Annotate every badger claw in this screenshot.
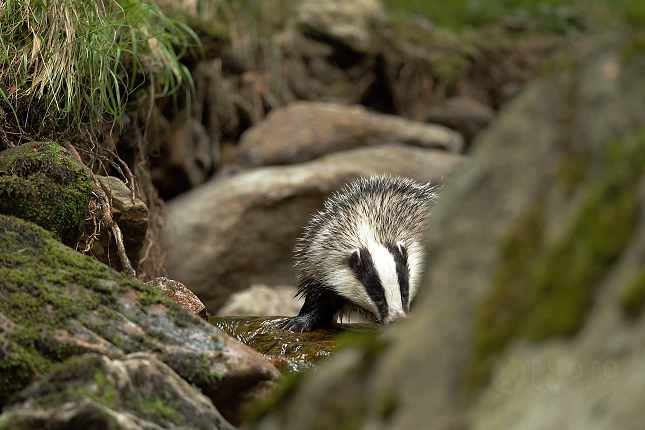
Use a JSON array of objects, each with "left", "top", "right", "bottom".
[{"left": 279, "top": 315, "right": 318, "bottom": 333}]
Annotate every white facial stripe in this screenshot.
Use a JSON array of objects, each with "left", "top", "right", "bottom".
[
  {"left": 367, "top": 243, "right": 405, "bottom": 319},
  {"left": 325, "top": 268, "right": 379, "bottom": 316}
]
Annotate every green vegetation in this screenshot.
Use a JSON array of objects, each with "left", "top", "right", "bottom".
[
  {"left": 384, "top": 0, "right": 645, "bottom": 31},
  {"left": 467, "top": 127, "right": 645, "bottom": 393},
  {"left": 0, "top": 0, "right": 197, "bottom": 139},
  {"left": 620, "top": 271, "right": 645, "bottom": 319}
]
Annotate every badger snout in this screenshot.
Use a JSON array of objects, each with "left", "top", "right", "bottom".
[{"left": 383, "top": 308, "right": 407, "bottom": 325}]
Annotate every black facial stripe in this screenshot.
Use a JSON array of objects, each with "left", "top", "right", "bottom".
[
  {"left": 347, "top": 248, "right": 388, "bottom": 322},
  {"left": 387, "top": 242, "right": 410, "bottom": 312}
]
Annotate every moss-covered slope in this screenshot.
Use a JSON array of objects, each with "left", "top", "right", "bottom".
[{"left": 0, "top": 214, "right": 275, "bottom": 411}]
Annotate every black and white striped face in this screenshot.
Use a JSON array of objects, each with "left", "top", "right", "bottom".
[{"left": 345, "top": 241, "right": 413, "bottom": 324}]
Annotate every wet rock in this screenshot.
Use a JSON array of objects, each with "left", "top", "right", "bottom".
[
  {"left": 237, "top": 102, "right": 464, "bottom": 168},
  {"left": 151, "top": 115, "right": 215, "bottom": 198},
  {"left": 148, "top": 277, "right": 209, "bottom": 320},
  {"left": 426, "top": 96, "right": 495, "bottom": 146},
  {"left": 295, "top": 0, "right": 388, "bottom": 53},
  {"left": 249, "top": 33, "right": 645, "bottom": 430},
  {"left": 0, "top": 141, "right": 92, "bottom": 246},
  {"left": 209, "top": 316, "right": 376, "bottom": 373},
  {"left": 166, "top": 143, "right": 464, "bottom": 312},
  {"left": 217, "top": 284, "right": 303, "bottom": 317},
  {"left": 80, "top": 175, "right": 149, "bottom": 273},
  {"left": 0, "top": 214, "right": 279, "bottom": 421},
  {"left": 0, "top": 352, "right": 235, "bottom": 430}
]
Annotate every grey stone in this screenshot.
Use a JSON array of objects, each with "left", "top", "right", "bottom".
[
  {"left": 237, "top": 102, "right": 464, "bottom": 168},
  {"left": 217, "top": 284, "right": 303, "bottom": 317},
  {"left": 425, "top": 96, "right": 495, "bottom": 145},
  {"left": 295, "top": 0, "right": 388, "bottom": 53},
  {"left": 0, "top": 352, "right": 236, "bottom": 430}
]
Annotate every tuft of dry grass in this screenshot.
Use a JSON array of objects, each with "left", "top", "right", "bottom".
[{"left": 0, "top": 0, "right": 197, "bottom": 137}]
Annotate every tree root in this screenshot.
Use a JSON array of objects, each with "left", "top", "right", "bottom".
[{"left": 63, "top": 141, "right": 136, "bottom": 278}]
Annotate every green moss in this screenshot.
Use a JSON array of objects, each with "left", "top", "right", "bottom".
[
  {"left": 555, "top": 150, "right": 592, "bottom": 188},
  {"left": 384, "top": 0, "right": 642, "bottom": 31},
  {"left": 8, "top": 353, "right": 185, "bottom": 427},
  {"left": 94, "top": 370, "right": 107, "bottom": 387},
  {"left": 0, "top": 142, "right": 92, "bottom": 242},
  {"left": 622, "top": 31, "right": 645, "bottom": 60},
  {"left": 125, "top": 393, "right": 184, "bottom": 426},
  {"left": 157, "top": 351, "right": 223, "bottom": 388},
  {"left": 620, "top": 270, "right": 645, "bottom": 318},
  {"left": 334, "top": 330, "right": 389, "bottom": 367},
  {"left": 467, "top": 128, "right": 645, "bottom": 394},
  {"left": 378, "top": 393, "right": 398, "bottom": 420},
  {"left": 0, "top": 215, "right": 147, "bottom": 405}
]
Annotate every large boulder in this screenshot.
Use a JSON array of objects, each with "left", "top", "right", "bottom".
[
  {"left": 0, "top": 352, "right": 235, "bottom": 430},
  {"left": 166, "top": 143, "right": 464, "bottom": 312},
  {"left": 236, "top": 102, "right": 464, "bottom": 168},
  {"left": 250, "top": 34, "right": 645, "bottom": 429},
  {"left": 0, "top": 215, "right": 278, "bottom": 422}
]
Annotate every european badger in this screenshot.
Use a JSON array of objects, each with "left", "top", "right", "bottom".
[{"left": 281, "top": 175, "right": 439, "bottom": 332}]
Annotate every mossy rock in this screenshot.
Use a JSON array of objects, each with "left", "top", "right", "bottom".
[
  {"left": 0, "top": 215, "right": 238, "bottom": 409},
  {"left": 0, "top": 353, "right": 235, "bottom": 430},
  {"left": 0, "top": 142, "right": 92, "bottom": 246}
]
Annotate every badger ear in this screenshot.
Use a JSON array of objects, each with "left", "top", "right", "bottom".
[
  {"left": 348, "top": 248, "right": 362, "bottom": 270},
  {"left": 396, "top": 241, "right": 408, "bottom": 259}
]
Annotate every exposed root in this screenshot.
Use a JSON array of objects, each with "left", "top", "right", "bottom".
[{"left": 63, "top": 141, "right": 137, "bottom": 278}]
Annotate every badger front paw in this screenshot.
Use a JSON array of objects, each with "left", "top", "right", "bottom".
[{"left": 279, "top": 314, "right": 318, "bottom": 333}]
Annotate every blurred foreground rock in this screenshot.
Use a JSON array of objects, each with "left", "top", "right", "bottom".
[
  {"left": 0, "top": 215, "right": 279, "bottom": 425},
  {"left": 166, "top": 143, "right": 464, "bottom": 312},
  {"left": 250, "top": 34, "right": 645, "bottom": 430},
  {"left": 0, "top": 353, "right": 235, "bottom": 430},
  {"left": 237, "top": 101, "right": 464, "bottom": 168}
]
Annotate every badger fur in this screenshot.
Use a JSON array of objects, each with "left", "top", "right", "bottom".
[{"left": 281, "top": 175, "right": 440, "bottom": 332}]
